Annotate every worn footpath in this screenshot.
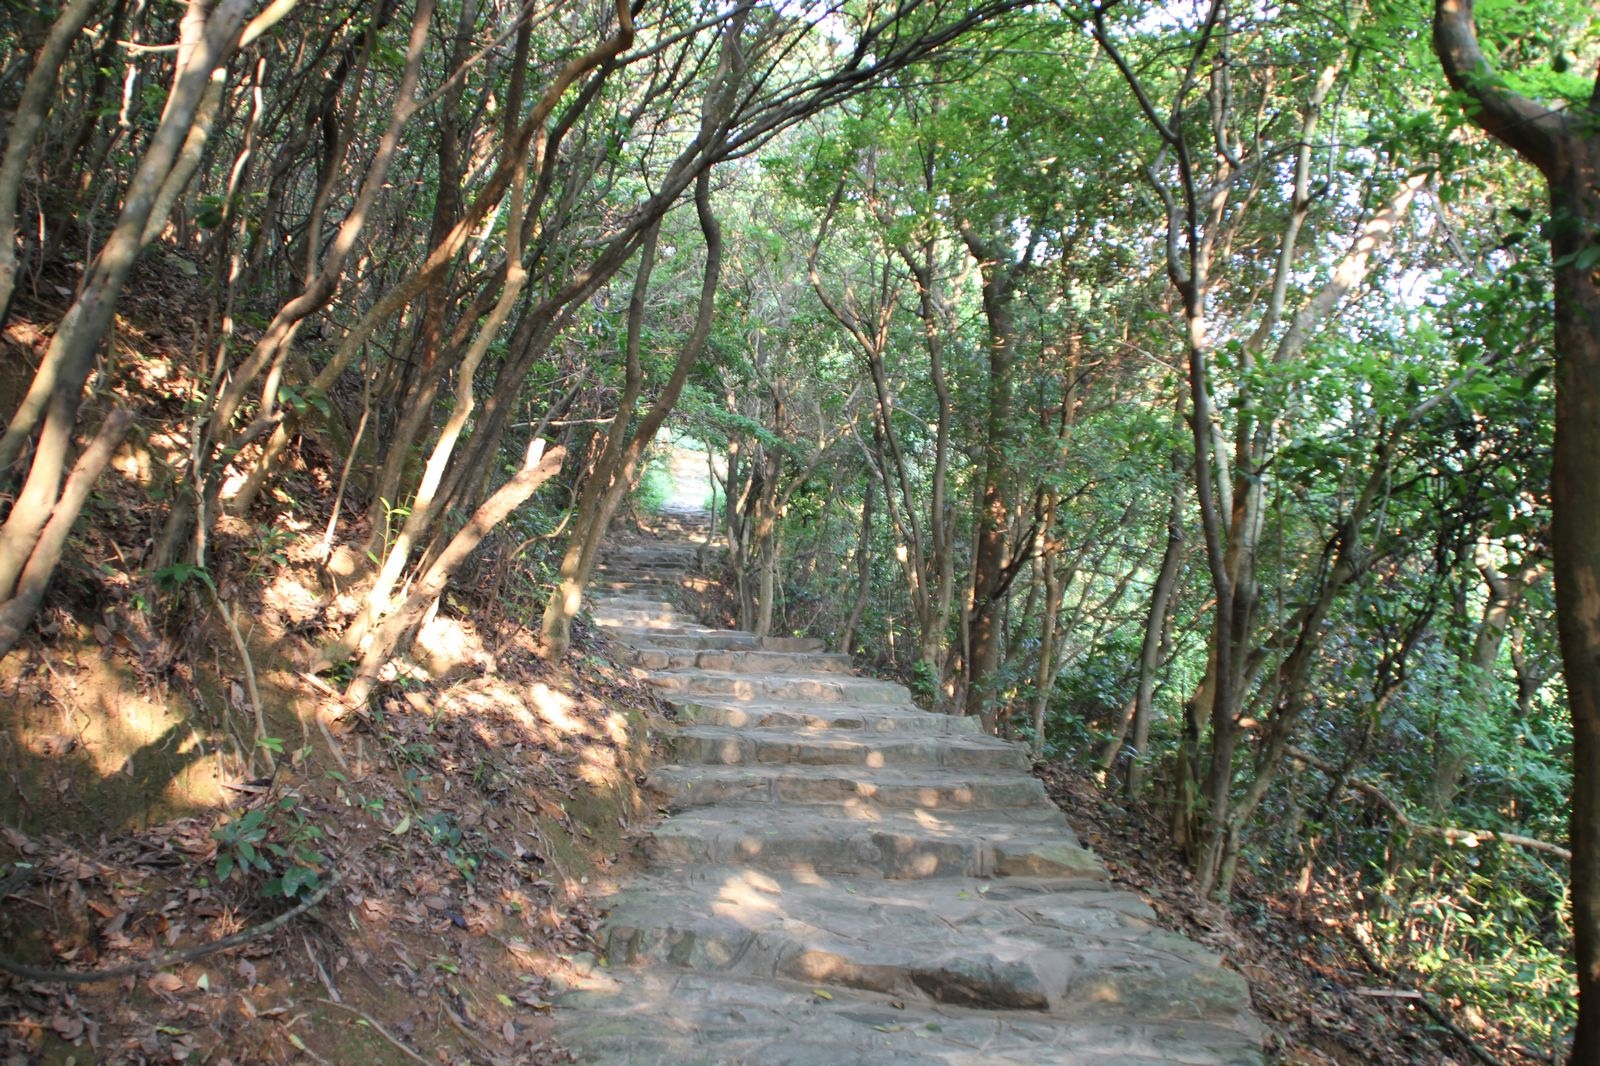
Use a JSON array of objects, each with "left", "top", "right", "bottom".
[{"left": 554, "top": 509, "right": 1265, "bottom": 1065}]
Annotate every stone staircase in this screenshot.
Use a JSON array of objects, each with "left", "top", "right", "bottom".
[{"left": 555, "top": 515, "right": 1265, "bottom": 1065}]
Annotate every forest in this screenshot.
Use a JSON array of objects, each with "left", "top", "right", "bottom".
[{"left": 0, "top": 0, "right": 1595, "bottom": 1061}]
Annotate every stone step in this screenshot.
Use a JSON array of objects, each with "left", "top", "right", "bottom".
[
  {"left": 596, "top": 566, "right": 690, "bottom": 580},
  {"left": 649, "top": 671, "right": 909, "bottom": 705},
  {"left": 650, "top": 764, "right": 1052, "bottom": 812},
  {"left": 607, "top": 628, "right": 761, "bottom": 651},
  {"left": 593, "top": 592, "right": 684, "bottom": 608},
  {"left": 593, "top": 580, "right": 683, "bottom": 596},
  {"left": 600, "top": 869, "right": 1252, "bottom": 1025},
  {"left": 671, "top": 699, "right": 982, "bottom": 736},
  {"left": 754, "top": 636, "right": 828, "bottom": 653},
  {"left": 666, "top": 725, "right": 1028, "bottom": 771},
  {"left": 562, "top": 518, "right": 1268, "bottom": 1064},
  {"left": 558, "top": 970, "right": 1264, "bottom": 1065},
  {"left": 606, "top": 630, "right": 829, "bottom": 654},
  {"left": 593, "top": 605, "right": 690, "bottom": 627},
  {"left": 643, "top": 803, "right": 1105, "bottom": 881},
  {"left": 621, "top": 647, "right": 854, "bottom": 674},
  {"left": 601, "top": 553, "right": 698, "bottom": 570}
]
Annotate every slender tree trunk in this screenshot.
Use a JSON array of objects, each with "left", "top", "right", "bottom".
[
  {"left": 0, "top": 408, "right": 135, "bottom": 657},
  {"left": 1101, "top": 438, "right": 1186, "bottom": 788},
  {"left": 0, "top": 0, "right": 251, "bottom": 600},
  {"left": 840, "top": 479, "right": 874, "bottom": 655},
  {"left": 542, "top": 171, "right": 723, "bottom": 660},
  {"left": 345, "top": 443, "right": 566, "bottom": 704},
  {"left": 0, "top": 0, "right": 97, "bottom": 324},
  {"left": 1029, "top": 541, "right": 1061, "bottom": 752}
]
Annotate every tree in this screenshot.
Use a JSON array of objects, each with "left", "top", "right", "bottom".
[{"left": 1434, "top": 0, "right": 1600, "bottom": 1057}]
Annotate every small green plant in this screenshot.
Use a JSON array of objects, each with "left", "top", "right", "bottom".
[
  {"left": 244, "top": 523, "right": 293, "bottom": 579},
  {"left": 212, "top": 794, "right": 328, "bottom": 901},
  {"left": 323, "top": 659, "right": 357, "bottom": 684},
  {"left": 153, "top": 561, "right": 215, "bottom": 595},
  {"left": 419, "top": 811, "right": 479, "bottom": 881}
]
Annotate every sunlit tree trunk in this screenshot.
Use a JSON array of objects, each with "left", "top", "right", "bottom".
[{"left": 0, "top": 0, "right": 252, "bottom": 620}]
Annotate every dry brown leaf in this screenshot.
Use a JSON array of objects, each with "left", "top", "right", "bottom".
[
  {"left": 49, "top": 1015, "right": 85, "bottom": 1041},
  {"left": 147, "top": 972, "right": 185, "bottom": 996}
]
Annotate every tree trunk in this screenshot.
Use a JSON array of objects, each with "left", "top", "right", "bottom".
[
  {"left": 0, "top": 0, "right": 251, "bottom": 600},
  {"left": 1550, "top": 152, "right": 1600, "bottom": 1064},
  {"left": 345, "top": 443, "right": 566, "bottom": 704},
  {"left": 0, "top": 0, "right": 97, "bottom": 323},
  {"left": 1100, "top": 439, "right": 1186, "bottom": 790},
  {"left": 0, "top": 408, "right": 135, "bottom": 657},
  {"left": 840, "top": 479, "right": 875, "bottom": 655},
  {"left": 1433, "top": 2, "right": 1600, "bottom": 1054},
  {"left": 958, "top": 225, "right": 1020, "bottom": 727},
  {"left": 542, "top": 171, "right": 722, "bottom": 660}
]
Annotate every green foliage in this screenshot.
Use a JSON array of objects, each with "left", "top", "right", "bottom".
[
  {"left": 1375, "top": 850, "right": 1573, "bottom": 1048},
  {"left": 633, "top": 458, "right": 673, "bottom": 515},
  {"left": 211, "top": 792, "right": 328, "bottom": 902}
]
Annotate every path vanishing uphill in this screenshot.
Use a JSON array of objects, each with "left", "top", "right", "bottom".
[{"left": 555, "top": 511, "right": 1265, "bottom": 1065}]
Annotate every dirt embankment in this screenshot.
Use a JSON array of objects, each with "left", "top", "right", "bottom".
[{"left": 0, "top": 270, "right": 670, "bottom": 1065}]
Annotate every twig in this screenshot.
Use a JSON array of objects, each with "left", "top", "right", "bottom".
[
  {"left": 211, "top": 586, "right": 272, "bottom": 775},
  {"left": 285, "top": 1027, "right": 333, "bottom": 1066},
  {"left": 315, "top": 998, "right": 428, "bottom": 1064},
  {"left": 303, "top": 934, "right": 340, "bottom": 1002},
  {"left": 0, "top": 871, "right": 340, "bottom": 984},
  {"left": 442, "top": 1002, "right": 498, "bottom": 1059},
  {"left": 1345, "top": 926, "right": 1505, "bottom": 1066},
  {"left": 1286, "top": 746, "right": 1569, "bottom": 861},
  {"left": 314, "top": 708, "right": 351, "bottom": 776}
]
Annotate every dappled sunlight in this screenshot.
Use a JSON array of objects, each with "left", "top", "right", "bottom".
[
  {"left": 529, "top": 680, "right": 584, "bottom": 735},
  {"left": 413, "top": 611, "right": 492, "bottom": 678},
  {"left": 431, "top": 676, "right": 638, "bottom": 790},
  {"left": 261, "top": 570, "right": 323, "bottom": 630},
  {"left": 837, "top": 798, "right": 885, "bottom": 823},
  {"left": 2, "top": 655, "right": 228, "bottom": 834},
  {"left": 710, "top": 868, "right": 786, "bottom": 919}
]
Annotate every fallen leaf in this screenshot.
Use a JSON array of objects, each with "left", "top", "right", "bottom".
[
  {"left": 50, "top": 1015, "right": 85, "bottom": 1041},
  {"left": 148, "top": 972, "right": 185, "bottom": 996}
]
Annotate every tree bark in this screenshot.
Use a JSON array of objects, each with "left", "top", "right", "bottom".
[
  {"left": 0, "top": 0, "right": 252, "bottom": 600},
  {"left": 0, "top": 408, "right": 136, "bottom": 658},
  {"left": 840, "top": 478, "right": 875, "bottom": 655},
  {"left": 542, "top": 169, "right": 723, "bottom": 660},
  {"left": 0, "top": 0, "right": 97, "bottom": 323},
  {"left": 958, "top": 223, "right": 1021, "bottom": 727},
  {"left": 1434, "top": 2, "right": 1600, "bottom": 1057},
  {"left": 345, "top": 443, "right": 566, "bottom": 705}
]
